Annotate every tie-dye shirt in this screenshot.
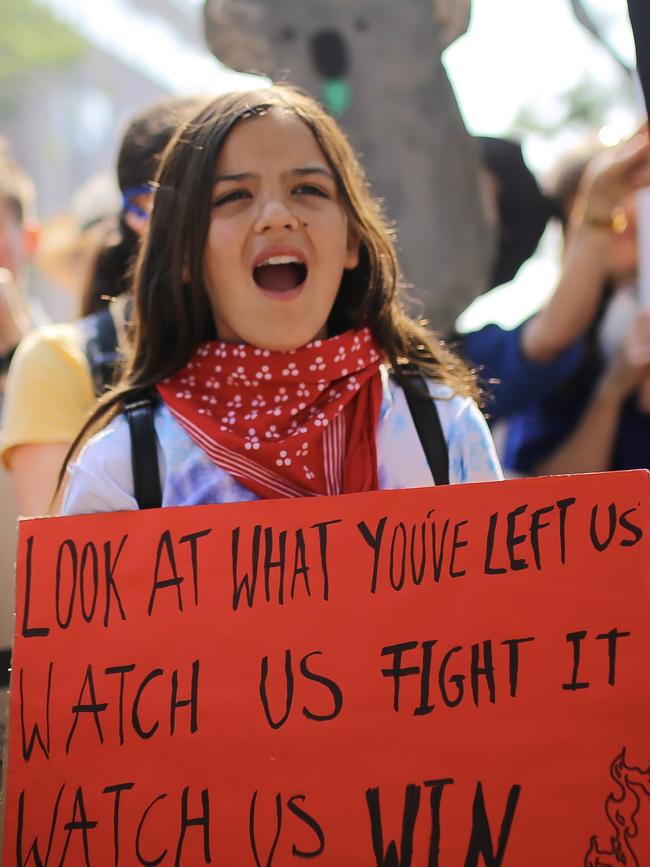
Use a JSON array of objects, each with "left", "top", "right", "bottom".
[{"left": 61, "top": 368, "right": 503, "bottom": 515}]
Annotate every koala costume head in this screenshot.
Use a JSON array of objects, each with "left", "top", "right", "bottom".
[{"left": 204, "top": 0, "right": 494, "bottom": 333}]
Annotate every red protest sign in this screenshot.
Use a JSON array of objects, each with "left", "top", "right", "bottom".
[{"left": 2, "top": 471, "right": 649, "bottom": 866}]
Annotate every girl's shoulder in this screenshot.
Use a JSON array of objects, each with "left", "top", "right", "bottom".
[
  {"left": 61, "top": 401, "right": 252, "bottom": 514},
  {"left": 382, "top": 365, "right": 474, "bottom": 418},
  {"left": 62, "top": 402, "right": 179, "bottom": 514},
  {"left": 380, "top": 366, "right": 503, "bottom": 484},
  {"left": 62, "top": 411, "right": 137, "bottom": 514}
]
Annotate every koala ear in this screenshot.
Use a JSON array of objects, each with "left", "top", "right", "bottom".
[
  {"left": 432, "top": 0, "right": 472, "bottom": 51},
  {"left": 203, "top": 0, "right": 275, "bottom": 76}
]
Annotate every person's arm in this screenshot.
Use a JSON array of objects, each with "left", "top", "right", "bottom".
[
  {"left": 1, "top": 324, "right": 96, "bottom": 515},
  {"left": 462, "top": 321, "right": 584, "bottom": 421},
  {"left": 521, "top": 134, "right": 650, "bottom": 363},
  {"left": 535, "top": 312, "right": 650, "bottom": 475},
  {"left": 534, "top": 377, "right": 628, "bottom": 475},
  {"left": 9, "top": 443, "right": 69, "bottom": 516}
]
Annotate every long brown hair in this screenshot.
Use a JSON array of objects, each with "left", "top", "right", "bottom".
[{"left": 63, "top": 84, "right": 477, "bottom": 474}]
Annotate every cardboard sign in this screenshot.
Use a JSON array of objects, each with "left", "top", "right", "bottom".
[{"left": 2, "top": 471, "right": 649, "bottom": 866}]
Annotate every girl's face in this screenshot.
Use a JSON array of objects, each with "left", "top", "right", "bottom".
[{"left": 203, "top": 109, "right": 360, "bottom": 351}]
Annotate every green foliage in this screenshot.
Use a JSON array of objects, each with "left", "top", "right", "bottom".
[
  {"left": 0, "top": 0, "right": 86, "bottom": 85},
  {"left": 513, "top": 74, "right": 634, "bottom": 138},
  {"left": 512, "top": 0, "right": 635, "bottom": 138}
]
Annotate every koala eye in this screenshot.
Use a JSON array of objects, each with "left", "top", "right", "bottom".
[
  {"left": 279, "top": 25, "right": 297, "bottom": 41},
  {"left": 354, "top": 18, "right": 369, "bottom": 32}
]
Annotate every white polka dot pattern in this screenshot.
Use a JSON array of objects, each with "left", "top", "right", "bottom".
[{"left": 157, "top": 328, "right": 383, "bottom": 499}]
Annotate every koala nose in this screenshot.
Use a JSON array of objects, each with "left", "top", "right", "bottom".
[
  {"left": 310, "top": 30, "right": 352, "bottom": 116},
  {"left": 310, "top": 29, "right": 349, "bottom": 79}
]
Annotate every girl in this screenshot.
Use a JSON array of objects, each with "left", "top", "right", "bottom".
[{"left": 60, "top": 85, "right": 502, "bottom": 515}]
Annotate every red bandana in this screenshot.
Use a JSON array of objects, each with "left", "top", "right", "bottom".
[{"left": 157, "top": 328, "right": 384, "bottom": 499}]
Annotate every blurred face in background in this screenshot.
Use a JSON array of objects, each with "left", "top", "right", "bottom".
[{"left": 0, "top": 196, "right": 30, "bottom": 284}]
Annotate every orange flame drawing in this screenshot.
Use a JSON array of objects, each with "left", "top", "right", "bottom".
[{"left": 585, "top": 748, "right": 650, "bottom": 867}]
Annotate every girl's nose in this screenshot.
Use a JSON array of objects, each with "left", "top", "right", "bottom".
[{"left": 253, "top": 197, "right": 300, "bottom": 233}]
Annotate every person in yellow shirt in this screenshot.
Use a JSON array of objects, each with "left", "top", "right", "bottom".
[{"left": 1, "top": 96, "right": 203, "bottom": 516}]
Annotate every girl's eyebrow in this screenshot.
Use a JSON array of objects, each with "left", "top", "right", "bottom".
[
  {"left": 213, "top": 165, "right": 334, "bottom": 185},
  {"left": 290, "top": 166, "right": 334, "bottom": 179},
  {"left": 213, "top": 171, "right": 256, "bottom": 185}
]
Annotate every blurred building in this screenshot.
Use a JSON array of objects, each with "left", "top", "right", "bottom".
[
  {"left": 0, "top": 13, "right": 176, "bottom": 224},
  {"left": 2, "top": 46, "right": 168, "bottom": 222}
]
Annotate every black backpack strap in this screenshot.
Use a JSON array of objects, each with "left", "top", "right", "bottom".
[
  {"left": 86, "top": 306, "right": 120, "bottom": 395},
  {"left": 398, "top": 370, "right": 449, "bottom": 486},
  {"left": 124, "top": 392, "right": 163, "bottom": 509}
]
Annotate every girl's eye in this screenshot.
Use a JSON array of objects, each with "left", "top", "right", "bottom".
[
  {"left": 294, "top": 184, "right": 328, "bottom": 198},
  {"left": 213, "top": 189, "right": 250, "bottom": 207}
]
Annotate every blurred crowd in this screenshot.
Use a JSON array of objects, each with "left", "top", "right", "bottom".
[{"left": 0, "top": 1, "right": 649, "bottom": 732}]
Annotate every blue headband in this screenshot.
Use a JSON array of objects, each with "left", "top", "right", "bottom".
[{"left": 122, "top": 183, "right": 155, "bottom": 220}]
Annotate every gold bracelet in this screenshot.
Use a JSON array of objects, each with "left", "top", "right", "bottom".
[{"left": 579, "top": 204, "right": 628, "bottom": 234}]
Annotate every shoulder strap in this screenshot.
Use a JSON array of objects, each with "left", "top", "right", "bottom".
[
  {"left": 400, "top": 371, "right": 450, "bottom": 486},
  {"left": 123, "top": 374, "right": 449, "bottom": 504},
  {"left": 124, "top": 392, "right": 163, "bottom": 509},
  {"left": 86, "top": 306, "right": 120, "bottom": 396}
]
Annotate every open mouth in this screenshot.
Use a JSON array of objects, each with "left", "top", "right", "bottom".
[{"left": 253, "top": 256, "right": 308, "bottom": 292}]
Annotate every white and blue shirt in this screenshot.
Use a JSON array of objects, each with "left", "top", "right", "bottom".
[{"left": 62, "top": 368, "right": 503, "bottom": 515}]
